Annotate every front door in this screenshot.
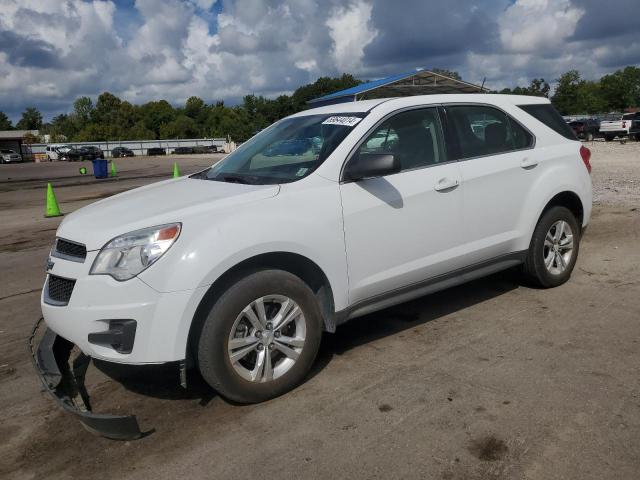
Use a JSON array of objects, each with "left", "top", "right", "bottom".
[{"left": 339, "top": 107, "right": 465, "bottom": 305}]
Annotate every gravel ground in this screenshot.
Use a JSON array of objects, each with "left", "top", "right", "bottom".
[{"left": 588, "top": 140, "right": 640, "bottom": 206}]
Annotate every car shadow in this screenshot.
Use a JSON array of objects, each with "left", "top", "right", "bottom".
[
  {"left": 93, "top": 360, "right": 216, "bottom": 406},
  {"left": 93, "top": 268, "right": 521, "bottom": 406},
  {"left": 308, "top": 268, "right": 521, "bottom": 379}
]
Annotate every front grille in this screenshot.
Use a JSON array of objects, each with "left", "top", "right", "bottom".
[
  {"left": 54, "top": 238, "right": 87, "bottom": 261},
  {"left": 46, "top": 275, "right": 76, "bottom": 305}
]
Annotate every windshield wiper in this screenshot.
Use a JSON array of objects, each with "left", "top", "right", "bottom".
[{"left": 218, "top": 174, "right": 255, "bottom": 184}]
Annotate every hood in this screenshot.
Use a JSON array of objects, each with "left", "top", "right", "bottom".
[{"left": 58, "top": 177, "right": 280, "bottom": 250}]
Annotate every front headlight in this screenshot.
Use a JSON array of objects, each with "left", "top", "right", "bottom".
[{"left": 90, "top": 223, "right": 181, "bottom": 281}]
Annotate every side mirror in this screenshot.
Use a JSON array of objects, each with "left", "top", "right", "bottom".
[{"left": 344, "top": 153, "right": 400, "bottom": 181}]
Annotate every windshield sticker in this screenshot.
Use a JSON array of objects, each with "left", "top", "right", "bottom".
[
  {"left": 296, "top": 167, "right": 309, "bottom": 177},
  {"left": 322, "top": 116, "right": 362, "bottom": 127}
]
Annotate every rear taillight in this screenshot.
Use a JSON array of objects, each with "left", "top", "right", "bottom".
[
  {"left": 580, "top": 145, "right": 592, "bottom": 174},
  {"left": 622, "top": 121, "right": 627, "bottom": 128}
]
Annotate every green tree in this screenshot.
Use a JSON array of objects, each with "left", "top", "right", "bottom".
[
  {"left": 599, "top": 66, "right": 640, "bottom": 111},
  {"left": 500, "top": 78, "right": 550, "bottom": 97},
  {"left": 574, "top": 81, "right": 607, "bottom": 114},
  {"left": 73, "top": 96, "right": 94, "bottom": 127},
  {"left": 159, "top": 115, "right": 199, "bottom": 139},
  {"left": 0, "top": 111, "right": 13, "bottom": 130},
  {"left": 291, "top": 74, "right": 362, "bottom": 109},
  {"left": 91, "top": 92, "right": 122, "bottom": 126},
  {"left": 139, "top": 100, "right": 176, "bottom": 138},
  {"left": 46, "top": 114, "right": 76, "bottom": 140},
  {"left": 551, "top": 70, "right": 583, "bottom": 115},
  {"left": 127, "top": 121, "right": 156, "bottom": 140},
  {"left": 184, "top": 96, "right": 205, "bottom": 119},
  {"left": 527, "top": 78, "right": 550, "bottom": 97},
  {"left": 16, "top": 107, "right": 43, "bottom": 130}
]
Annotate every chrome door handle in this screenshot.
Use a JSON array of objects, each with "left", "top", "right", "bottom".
[
  {"left": 521, "top": 157, "right": 538, "bottom": 169},
  {"left": 435, "top": 178, "right": 460, "bottom": 192}
]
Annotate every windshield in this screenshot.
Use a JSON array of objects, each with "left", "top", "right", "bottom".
[
  {"left": 622, "top": 113, "right": 635, "bottom": 120},
  {"left": 193, "top": 113, "right": 366, "bottom": 185}
]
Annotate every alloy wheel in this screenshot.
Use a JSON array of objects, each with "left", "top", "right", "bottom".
[
  {"left": 543, "top": 220, "right": 574, "bottom": 275},
  {"left": 227, "top": 295, "right": 306, "bottom": 383}
]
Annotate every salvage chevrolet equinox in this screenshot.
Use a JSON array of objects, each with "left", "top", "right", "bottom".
[{"left": 32, "top": 94, "right": 592, "bottom": 439}]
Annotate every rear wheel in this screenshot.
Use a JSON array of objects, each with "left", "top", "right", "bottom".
[
  {"left": 522, "top": 206, "right": 580, "bottom": 288},
  {"left": 197, "top": 269, "right": 323, "bottom": 403}
]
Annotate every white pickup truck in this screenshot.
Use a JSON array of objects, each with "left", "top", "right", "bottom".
[{"left": 599, "top": 112, "right": 640, "bottom": 141}]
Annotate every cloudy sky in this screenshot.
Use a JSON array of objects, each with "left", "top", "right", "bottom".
[{"left": 1, "top": 0, "right": 639, "bottom": 122}]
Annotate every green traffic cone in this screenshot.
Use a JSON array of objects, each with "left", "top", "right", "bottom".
[
  {"left": 110, "top": 160, "right": 117, "bottom": 177},
  {"left": 173, "top": 162, "right": 181, "bottom": 178},
  {"left": 45, "top": 183, "right": 62, "bottom": 218}
]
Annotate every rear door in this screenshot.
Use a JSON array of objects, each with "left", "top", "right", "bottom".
[
  {"left": 444, "top": 104, "right": 537, "bottom": 264},
  {"left": 339, "top": 107, "right": 465, "bottom": 304}
]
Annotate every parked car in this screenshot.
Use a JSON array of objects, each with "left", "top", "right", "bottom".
[
  {"left": 172, "top": 146, "right": 194, "bottom": 154},
  {"left": 147, "top": 147, "right": 166, "bottom": 156},
  {"left": 0, "top": 149, "right": 22, "bottom": 163},
  {"left": 599, "top": 112, "right": 640, "bottom": 141},
  {"left": 60, "top": 147, "right": 96, "bottom": 161},
  {"left": 45, "top": 144, "right": 72, "bottom": 161},
  {"left": 33, "top": 94, "right": 592, "bottom": 439},
  {"left": 84, "top": 146, "right": 104, "bottom": 159},
  {"left": 569, "top": 119, "right": 600, "bottom": 141},
  {"left": 192, "top": 145, "right": 219, "bottom": 154},
  {"left": 111, "top": 147, "right": 135, "bottom": 157}
]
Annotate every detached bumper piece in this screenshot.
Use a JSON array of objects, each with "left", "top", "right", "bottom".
[{"left": 29, "top": 318, "right": 143, "bottom": 440}]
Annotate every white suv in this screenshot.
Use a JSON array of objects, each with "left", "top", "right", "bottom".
[{"left": 33, "top": 94, "right": 592, "bottom": 439}]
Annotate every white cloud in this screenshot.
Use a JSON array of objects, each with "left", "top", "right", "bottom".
[
  {"left": 326, "top": 0, "right": 378, "bottom": 72},
  {"left": 499, "top": 0, "right": 584, "bottom": 53}
]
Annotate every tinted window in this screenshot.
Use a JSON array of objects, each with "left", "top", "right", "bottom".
[
  {"left": 518, "top": 104, "right": 576, "bottom": 140},
  {"left": 356, "top": 108, "right": 446, "bottom": 171},
  {"left": 446, "top": 105, "right": 533, "bottom": 159}
]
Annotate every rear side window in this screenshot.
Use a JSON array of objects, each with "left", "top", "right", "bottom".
[
  {"left": 518, "top": 104, "right": 576, "bottom": 140},
  {"left": 445, "top": 105, "right": 533, "bottom": 159}
]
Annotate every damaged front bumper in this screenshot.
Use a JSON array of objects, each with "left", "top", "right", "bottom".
[{"left": 29, "top": 318, "right": 143, "bottom": 440}]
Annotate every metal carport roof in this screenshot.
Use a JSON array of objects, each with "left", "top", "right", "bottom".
[{"left": 308, "top": 69, "right": 489, "bottom": 107}]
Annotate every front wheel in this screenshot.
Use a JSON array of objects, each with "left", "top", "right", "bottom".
[
  {"left": 197, "top": 269, "right": 323, "bottom": 403},
  {"left": 522, "top": 206, "right": 580, "bottom": 288}
]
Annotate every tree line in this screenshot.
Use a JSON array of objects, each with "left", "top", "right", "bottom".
[
  {"left": 498, "top": 66, "right": 640, "bottom": 115},
  {"left": 1, "top": 66, "right": 638, "bottom": 143},
  {"left": 0, "top": 74, "right": 362, "bottom": 143}
]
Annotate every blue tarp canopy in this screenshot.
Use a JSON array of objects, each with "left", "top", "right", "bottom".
[{"left": 309, "top": 69, "right": 489, "bottom": 107}]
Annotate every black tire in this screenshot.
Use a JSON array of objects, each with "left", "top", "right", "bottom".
[
  {"left": 522, "top": 206, "right": 580, "bottom": 288},
  {"left": 604, "top": 135, "right": 614, "bottom": 142},
  {"left": 197, "top": 269, "right": 323, "bottom": 403}
]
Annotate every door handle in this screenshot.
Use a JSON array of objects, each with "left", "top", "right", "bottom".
[
  {"left": 435, "top": 177, "right": 460, "bottom": 192},
  {"left": 520, "top": 157, "right": 538, "bottom": 169}
]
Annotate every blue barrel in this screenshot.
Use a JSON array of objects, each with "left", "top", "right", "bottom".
[{"left": 92, "top": 159, "right": 108, "bottom": 179}]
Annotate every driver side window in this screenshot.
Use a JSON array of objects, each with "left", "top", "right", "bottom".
[{"left": 356, "top": 108, "right": 446, "bottom": 171}]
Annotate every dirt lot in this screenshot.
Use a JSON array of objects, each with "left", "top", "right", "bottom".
[{"left": 0, "top": 144, "right": 639, "bottom": 480}]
